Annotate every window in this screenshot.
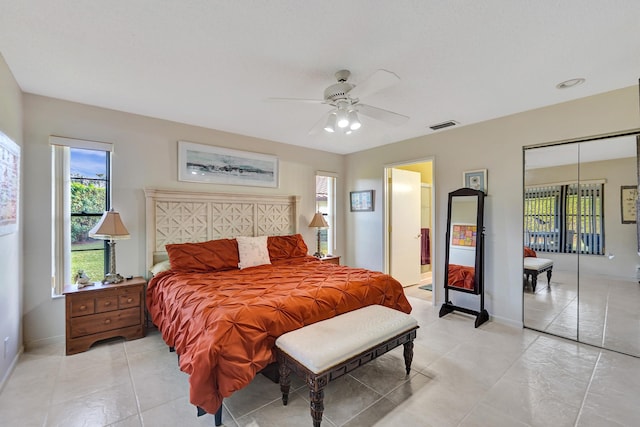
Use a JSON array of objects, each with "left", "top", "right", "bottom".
[
  {"left": 70, "top": 149, "right": 110, "bottom": 282},
  {"left": 52, "top": 137, "right": 112, "bottom": 295},
  {"left": 315, "top": 173, "right": 336, "bottom": 255},
  {"left": 524, "top": 182, "right": 604, "bottom": 255}
]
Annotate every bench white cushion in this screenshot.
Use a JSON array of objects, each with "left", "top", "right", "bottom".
[
  {"left": 524, "top": 257, "right": 553, "bottom": 271},
  {"left": 275, "top": 305, "right": 417, "bottom": 374}
]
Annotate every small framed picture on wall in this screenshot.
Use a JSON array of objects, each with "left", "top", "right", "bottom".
[
  {"left": 463, "top": 169, "right": 487, "bottom": 193},
  {"left": 620, "top": 185, "right": 637, "bottom": 224},
  {"left": 350, "top": 190, "right": 374, "bottom": 212}
]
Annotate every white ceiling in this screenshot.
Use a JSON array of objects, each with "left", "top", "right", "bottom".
[{"left": 1, "top": 1, "right": 639, "bottom": 155}]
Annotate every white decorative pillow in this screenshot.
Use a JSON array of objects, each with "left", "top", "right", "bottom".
[
  {"left": 150, "top": 259, "right": 171, "bottom": 275},
  {"left": 236, "top": 235, "right": 271, "bottom": 269}
]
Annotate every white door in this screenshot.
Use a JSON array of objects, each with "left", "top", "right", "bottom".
[{"left": 390, "top": 168, "right": 422, "bottom": 287}]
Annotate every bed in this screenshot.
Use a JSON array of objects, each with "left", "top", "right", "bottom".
[{"left": 144, "top": 189, "right": 411, "bottom": 416}]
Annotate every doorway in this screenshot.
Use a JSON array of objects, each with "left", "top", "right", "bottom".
[{"left": 385, "top": 159, "right": 435, "bottom": 303}]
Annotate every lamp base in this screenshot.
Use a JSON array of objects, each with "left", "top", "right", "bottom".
[{"left": 102, "top": 273, "right": 125, "bottom": 284}]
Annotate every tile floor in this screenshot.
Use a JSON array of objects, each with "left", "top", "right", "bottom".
[
  {"left": 2, "top": 295, "right": 640, "bottom": 426},
  {"left": 524, "top": 269, "right": 640, "bottom": 356}
]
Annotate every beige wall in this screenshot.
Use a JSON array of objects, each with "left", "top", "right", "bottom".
[
  {"left": 22, "top": 95, "right": 345, "bottom": 347},
  {"left": 0, "top": 53, "right": 23, "bottom": 386},
  {"left": 345, "top": 86, "right": 640, "bottom": 326},
  {"left": 11, "top": 77, "right": 640, "bottom": 346}
]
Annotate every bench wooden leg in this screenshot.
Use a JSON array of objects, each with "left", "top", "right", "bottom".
[
  {"left": 278, "top": 358, "right": 291, "bottom": 405},
  {"left": 309, "top": 386, "right": 324, "bottom": 427},
  {"left": 546, "top": 269, "right": 552, "bottom": 285},
  {"left": 403, "top": 340, "right": 414, "bottom": 375},
  {"left": 531, "top": 274, "right": 538, "bottom": 292}
]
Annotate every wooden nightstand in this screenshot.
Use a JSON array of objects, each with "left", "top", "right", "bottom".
[
  {"left": 320, "top": 255, "right": 340, "bottom": 265},
  {"left": 63, "top": 276, "right": 146, "bottom": 355}
]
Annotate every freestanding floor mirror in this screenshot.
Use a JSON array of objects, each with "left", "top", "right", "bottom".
[{"left": 439, "top": 187, "right": 488, "bottom": 327}]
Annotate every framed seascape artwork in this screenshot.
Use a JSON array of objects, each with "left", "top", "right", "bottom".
[
  {"left": 350, "top": 190, "right": 374, "bottom": 212},
  {"left": 463, "top": 169, "right": 487, "bottom": 193},
  {"left": 0, "top": 130, "right": 20, "bottom": 236},
  {"left": 620, "top": 185, "right": 637, "bottom": 224},
  {"left": 178, "top": 141, "right": 278, "bottom": 188}
]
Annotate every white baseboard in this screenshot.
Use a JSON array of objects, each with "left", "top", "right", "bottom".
[{"left": 0, "top": 345, "right": 23, "bottom": 394}]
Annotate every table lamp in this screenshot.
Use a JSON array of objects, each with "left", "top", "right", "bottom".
[
  {"left": 308, "top": 212, "right": 329, "bottom": 258},
  {"left": 89, "top": 209, "right": 130, "bottom": 284}
]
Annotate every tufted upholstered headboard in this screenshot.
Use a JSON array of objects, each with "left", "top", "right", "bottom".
[{"left": 144, "top": 188, "right": 300, "bottom": 274}]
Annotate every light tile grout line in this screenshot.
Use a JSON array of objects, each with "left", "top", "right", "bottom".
[
  {"left": 344, "top": 369, "right": 427, "bottom": 427},
  {"left": 456, "top": 332, "right": 543, "bottom": 426},
  {"left": 600, "top": 284, "right": 611, "bottom": 348},
  {"left": 123, "top": 340, "right": 145, "bottom": 426},
  {"left": 573, "top": 350, "right": 602, "bottom": 427},
  {"left": 43, "top": 346, "right": 65, "bottom": 427}
]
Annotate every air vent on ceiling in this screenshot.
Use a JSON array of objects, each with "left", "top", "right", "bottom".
[{"left": 429, "top": 120, "right": 459, "bottom": 131}]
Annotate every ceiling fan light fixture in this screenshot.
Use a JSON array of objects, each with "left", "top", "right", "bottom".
[
  {"left": 348, "top": 110, "right": 361, "bottom": 130},
  {"left": 324, "top": 112, "right": 337, "bottom": 133},
  {"left": 336, "top": 108, "right": 349, "bottom": 128}
]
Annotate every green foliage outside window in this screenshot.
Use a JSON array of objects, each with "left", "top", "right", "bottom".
[
  {"left": 70, "top": 180, "right": 106, "bottom": 243},
  {"left": 70, "top": 172, "right": 108, "bottom": 281}
]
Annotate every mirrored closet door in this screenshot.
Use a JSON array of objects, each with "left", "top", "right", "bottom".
[{"left": 523, "top": 132, "right": 640, "bottom": 356}]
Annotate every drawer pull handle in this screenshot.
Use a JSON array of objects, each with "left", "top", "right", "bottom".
[
  {"left": 104, "top": 301, "right": 111, "bottom": 306},
  {"left": 80, "top": 305, "right": 86, "bottom": 310},
  {"left": 127, "top": 298, "right": 133, "bottom": 303},
  {"left": 104, "top": 319, "right": 111, "bottom": 324}
]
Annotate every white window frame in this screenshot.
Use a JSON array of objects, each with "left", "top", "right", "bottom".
[
  {"left": 51, "top": 136, "right": 113, "bottom": 296},
  {"left": 316, "top": 171, "right": 337, "bottom": 255}
]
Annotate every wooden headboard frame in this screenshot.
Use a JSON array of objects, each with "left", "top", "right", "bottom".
[{"left": 144, "top": 188, "right": 300, "bottom": 274}]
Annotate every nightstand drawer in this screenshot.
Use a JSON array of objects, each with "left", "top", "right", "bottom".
[
  {"left": 95, "top": 295, "right": 118, "bottom": 313},
  {"left": 70, "top": 297, "right": 96, "bottom": 317},
  {"left": 69, "top": 307, "right": 141, "bottom": 338},
  {"left": 119, "top": 290, "right": 140, "bottom": 309}
]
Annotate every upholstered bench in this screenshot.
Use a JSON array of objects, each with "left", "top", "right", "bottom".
[
  {"left": 524, "top": 257, "right": 553, "bottom": 292},
  {"left": 275, "top": 305, "right": 418, "bottom": 427}
]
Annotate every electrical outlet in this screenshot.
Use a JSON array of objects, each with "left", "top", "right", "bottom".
[{"left": 3, "top": 337, "right": 8, "bottom": 359}]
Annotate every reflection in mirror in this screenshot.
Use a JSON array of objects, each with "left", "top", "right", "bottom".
[
  {"left": 524, "top": 133, "right": 640, "bottom": 356},
  {"left": 524, "top": 143, "right": 578, "bottom": 341},
  {"left": 441, "top": 188, "right": 488, "bottom": 327},
  {"left": 447, "top": 196, "right": 478, "bottom": 290}
]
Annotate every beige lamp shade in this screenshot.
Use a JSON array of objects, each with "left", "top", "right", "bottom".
[
  {"left": 308, "top": 212, "right": 329, "bottom": 228},
  {"left": 89, "top": 209, "right": 130, "bottom": 240}
]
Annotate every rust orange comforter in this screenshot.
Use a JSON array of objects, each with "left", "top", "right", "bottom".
[
  {"left": 447, "top": 263, "right": 476, "bottom": 290},
  {"left": 147, "top": 256, "right": 411, "bottom": 414}
]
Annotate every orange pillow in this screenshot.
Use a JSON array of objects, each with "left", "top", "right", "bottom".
[
  {"left": 524, "top": 247, "right": 537, "bottom": 258},
  {"left": 166, "top": 238, "right": 239, "bottom": 272},
  {"left": 267, "top": 234, "right": 309, "bottom": 261}
]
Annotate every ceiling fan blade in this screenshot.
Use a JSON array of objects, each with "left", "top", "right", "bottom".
[
  {"left": 348, "top": 69, "right": 400, "bottom": 100},
  {"left": 357, "top": 104, "right": 409, "bottom": 126},
  {"left": 308, "top": 110, "right": 332, "bottom": 135},
  {"left": 266, "top": 97, "right": 326, "bottom": 104}
]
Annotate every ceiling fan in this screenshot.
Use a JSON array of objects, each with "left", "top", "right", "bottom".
[{"left": 269, "top": 69, "right": 409, "bottom": 134}]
